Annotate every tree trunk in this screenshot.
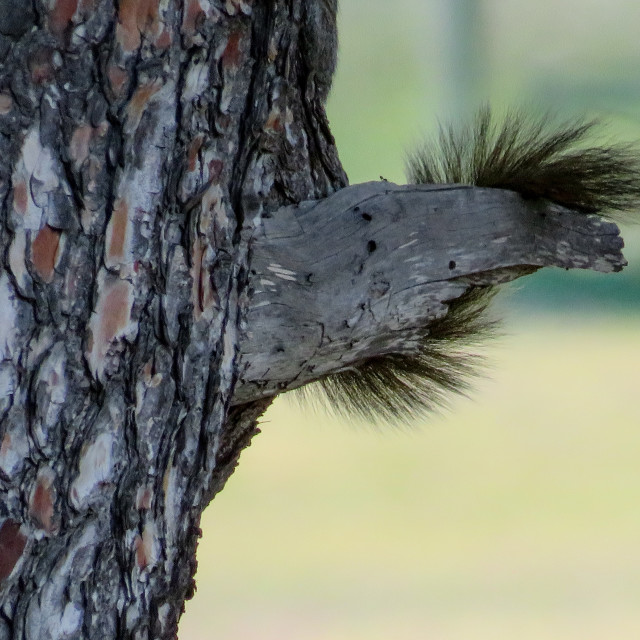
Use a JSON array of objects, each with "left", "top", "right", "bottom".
[
  {"left": 0, "top": 2, "right": 344, "bottom": 638},
  {"left": 0, "top": 2, "right": 629, "bottom": 639}
]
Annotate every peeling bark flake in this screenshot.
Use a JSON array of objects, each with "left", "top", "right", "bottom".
[
  {"left": 59, "top": 603, "right": 83, "bottom": 637},
  {"left": 105, "top": 198, "right": 129, "bottom": 265},
  {"left": 125, "top": 81, "right": 162, "bottom": 134},
  {"left": 134, "top": 522, "right": 159, "bottom": 571},
  {"left": 222, "top": 30, "right": 243, "bottom": 69},
  {"left": 70, "top": 432, "right": 116, "bottom": 509},
  {"left": 0, "top": 520, "right": 27, "bottom": 581},
  {"left": 264, "top": 109, "right": 284, "bottom": 134},
  {"left": 12, "top": 180, "right": 28, "bottom": 215},
  {"left": 225, "top": 0, "right": 252, "bottom": 16},
  {"left": 135, "top": 485, "right": 153, "bottom": 510},
  {"left": 31, "top": 225, "right": 62, "bottom": 283},
  {"left": 182, "top": 0, "right": 203, "bottom": 38},
  {"left": 48, "top": 0, "right": 79, "bottom": 39},
  {"left": 191, "top": 237, "right": 216, "bottom": 319},
  {"left": 106, "top": 64, "right": 129, "bottom": 98},
  {"left": 117, "top": 0, "right": 161, "bottom": 52},
  {"left": 69, "top": 124, "right": 94, "bottom": 169},
  {"left": 0, "top": 433, "right": 15, "bottom": 475},
  {"left": 0, "top": 91, "right": 13, "bottom": 115},
  {"left": 156, "top": 26, "right": 172, "bottom": 49},
  {"left": 28, "top": 46, "right": 58, "bottom": 85},
  {"left": 0, "top": 363, "right": 16, "bottom": 414},
  {"left": 187, "top": 136, "right": 204, "bottom": 172},
  {"left": 86, "top": 274, "right": 135, "bottom": 380},
  {"left": 29, "top": 468, "right": 56, "bottom": 534}
]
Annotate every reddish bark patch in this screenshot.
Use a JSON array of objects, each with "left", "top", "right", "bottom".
[
  {"left": 191, "top": 238, "right": 204, "bottom": 319},
  {"left": 118, "top": 0, "right": 160, "bottom": 52},
  {"left": 69, "top": 124, "right": 93, "bottom": 168},
  {"left": 29, "top": 473, "right": 55, "bottom": 533},
  {"left": 28, "top": 47, "right": 56, "bottom": 85},
  {"left": 117, "top": 0, "right": 142, "bottom": 51},
  {"left": 216, "top": 113, "right": 232, "bottom": 134},
  {"left": 107, "top": 65, "right": 129, "bottom": 98},
  {"left": 134, "top": 534, "right": 147, "bottom": 568},
  {"left": 136, "top": 486, "right": 153, "bottom": 510},
  {"left": 228, "top": 0, "right": 252, "bottom": 12},
  {"left": 208, "top": 159, "right": 224, "bottom": 183},
  {"left": 99, "top": 280, "right": 132, "bottom": 348},
  {"left": 127, "top": 82, "right": 161, "bottom": 130},
  {"left": 265, "top": 111, "right": 283, "bottom": 133},
  {"left": 155, "top": 27, "right": 172, "bottom": 49},
  {"left": 86, "top": 275, "right": 135, "bottom": 378},
  {"left": 12, "top": 181, "right": 28, "bottom": 216},
  {"left": 141, "top": 359, "right": 153, "bottom": 380},
  {"left": 191, "top": 238, "right": 215, "bottom": 318},
  {"left": 106, "top": 198, "right": 128, "bottom": 263},
  {"left": 49, "top": 0, "right": 78, "bottom": 40},
  {"left": 134, "top": 526, "right": 156, "bottom": 569},
  {"left": 31, "top": 225, "right": 61, "bottom": 283},
  {"left": 182, "top": 0, "right": 205, "bottom": 38},
  {"left": 0, "top": 434, "right": 11, "bottom": 459},
  {"left": 0, "top": 520, "right": 27, "bottom": 581},
  {"left": 187, "top": 136, "right": 204, "bottom": 172},
  {"left": 0, "top": 92, "right": 13, "bottom": 116},
  {"left": 0, "top": 433, "right": 14, "bottom": 475},
  {"left": 222, "top": 31, "right": 243, "bottom": 70}
]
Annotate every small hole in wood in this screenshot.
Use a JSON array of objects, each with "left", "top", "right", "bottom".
[
  {"left": 367, "top": 240, "right": 377, "bottom": 253},
  {"left": 448, "top": 260, "right": 456, "bottom": 270},
  {"left": 361, "top": 212, "right": 372, "bottom": 221}
]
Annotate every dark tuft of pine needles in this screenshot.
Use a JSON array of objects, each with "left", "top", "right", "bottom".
[
  {"left": 301, "top": 287, "right": 499, "bottom": 424},
  {"left": 406, "top": 106, "right": 640, "bottom": 221}
]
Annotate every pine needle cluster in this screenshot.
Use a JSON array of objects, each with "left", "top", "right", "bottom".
[{"left": 407, "top": 107, "right": 640, "bottom": 220}]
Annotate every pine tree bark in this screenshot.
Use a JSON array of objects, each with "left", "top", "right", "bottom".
[
  {"left": 0, "top": 2, "right": 344, "bottom": 638},
  {"left": 0, "top": 2, "right": 630, "bottom": 639}
]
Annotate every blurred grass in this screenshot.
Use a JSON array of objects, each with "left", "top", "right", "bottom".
[
  {"left": 329, "top": 0, "right": 640, "bottom": 186},
  {"left": 180, "top": 319, "right": 640, "bottom": 640}
]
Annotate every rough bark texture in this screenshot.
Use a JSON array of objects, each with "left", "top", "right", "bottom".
[{"left": 0, "top": 1, "right": 344, "bottom": 639}]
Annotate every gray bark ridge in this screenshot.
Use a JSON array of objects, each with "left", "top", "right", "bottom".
[{"left": 235, "top": 181, "right": 625, "bottom": 403}]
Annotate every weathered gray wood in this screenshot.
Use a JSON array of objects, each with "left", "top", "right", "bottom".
[{"left": 234, "top": 182, "right": 625, "bottom": 403}]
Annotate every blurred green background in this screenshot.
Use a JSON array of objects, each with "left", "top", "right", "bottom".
[{"left": 180, "top": 1, "right": 640, "bottom": 638}]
